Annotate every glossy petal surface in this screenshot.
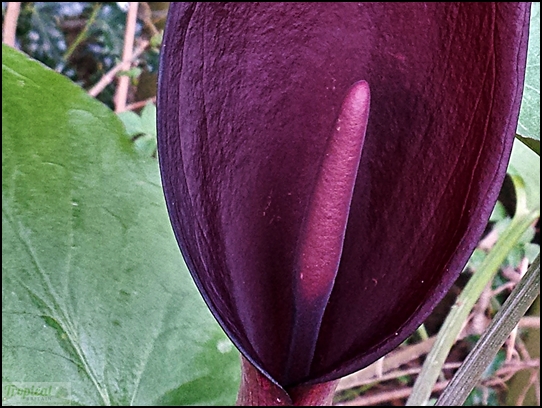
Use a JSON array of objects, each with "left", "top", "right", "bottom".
[{"left": 157, "top": 3, "right": 530, "bottom": 387}]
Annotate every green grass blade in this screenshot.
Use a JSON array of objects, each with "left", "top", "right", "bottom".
[
  {"left": 435, "top": 255, "right": 540, "bottom": 406},
  {"left": 406, "top": 176, "right": 539, "bottom": 406}
]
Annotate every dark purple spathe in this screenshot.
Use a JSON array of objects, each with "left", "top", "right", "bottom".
[{"left": 157, "top": 2, "right": 530, "bottom": 388}]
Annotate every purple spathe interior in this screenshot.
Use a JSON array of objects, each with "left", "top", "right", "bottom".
[{"left": 157, "top": 2, "right": 530, "bottom": 388}]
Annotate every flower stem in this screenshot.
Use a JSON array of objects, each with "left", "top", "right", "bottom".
[{"left": 236, "top": 356, "right": 338, "bottom": 406}]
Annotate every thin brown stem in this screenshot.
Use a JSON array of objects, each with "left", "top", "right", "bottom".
[
  {"left": 114, "top": 2, "right": 139, "bottom": 112},
  {"left": 335, "top": 361, "right": 539, "bottom": 406},
  {"left": 138, "top": 2, "right": 160, "bottom": 37},
  {"left": 124, "top": 96, "right": 156, "bottom": 111},
  {"left": 518, "top": 316, "right": 540, "bottom": 329},
  {"left": 337, "top": 336, "right": 436, "bottom": 392},
  {"left": 337, "top": 363, "right": 462, "bottom": 389},
  {"left": 87, "top": 40, "right": 149, "bottom": 98},
  {"left": 3, "top": 2, "right": 21, "bottom": 47}
]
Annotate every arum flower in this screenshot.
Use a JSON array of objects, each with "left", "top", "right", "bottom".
[{"left": 157, "top": 2, "right": 530, "bottom": 405}]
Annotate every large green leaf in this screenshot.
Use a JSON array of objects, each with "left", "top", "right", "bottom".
[
  {"left": 2, "top": 45, "right": 240, "bottom": 406},
  {"left": 516, "top": 2, "right": 540, "bottom": 154}
]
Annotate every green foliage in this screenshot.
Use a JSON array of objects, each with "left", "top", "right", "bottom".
[
  {"left": 517, "top": 2, "right": 541, "bottom": 155},
  {"left": 2, "top": 45, "right": 240, "bottom": 406},
  {"left": 118, "top": 102, "right": 157, "bottom": 157},
  {"left": 508, "top": 138, "right": 541, "bottom": 212},
  {"left": 465, "top": 387, "right": 500, "bottom": 406}
]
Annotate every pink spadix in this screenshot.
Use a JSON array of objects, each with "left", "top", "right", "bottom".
[{"left": 286, "top": 81, "right": 370, "bottom": 381}]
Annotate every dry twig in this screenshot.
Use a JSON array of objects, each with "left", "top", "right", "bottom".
[
  {"left": 124, "top": 96, "right": 156, "bottom": 111},
  {"left": 114, "top": 2, "right": 140, "bottom": 112},
  {"left": 334, "top": 359, "right": 539, "bottom": 406},
  {"left": 337, "top": 337, "right": 436, "bottom": 392},
  {"left": 87, "top": 40, "right": 149, "bottom": 98},
  {"left": 2, "top": 2, "right": 21, "bottom": 47}
]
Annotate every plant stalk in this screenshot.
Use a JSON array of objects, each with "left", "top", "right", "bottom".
[
  {"left": 435, "top": 254, "right": 540, "bottom": 406},
  {"left": 62, "top": 3, "right": 101, "bottom": 61},
  {"left": 236, "top": 356, "right": 338, "bottom": 406}
]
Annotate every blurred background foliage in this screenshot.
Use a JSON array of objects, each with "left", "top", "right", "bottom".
[{"left": 4, "top": 2, "right": 165, "bottom": 108}]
